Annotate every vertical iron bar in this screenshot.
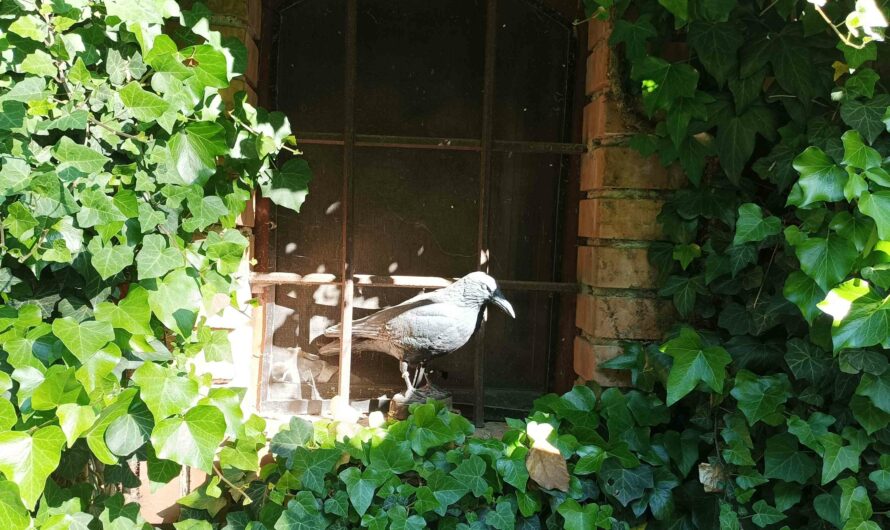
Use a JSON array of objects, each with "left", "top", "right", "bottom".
[
  {"left": 338, "top": 0, "right": 358, "bottom": 402},
  {"left": 474, "top": 0, "right": 497, "bottom": 428}
]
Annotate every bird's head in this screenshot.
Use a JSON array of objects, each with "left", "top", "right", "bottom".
[{"left": 458, "top": 271, "right": 516, "bottom": 318}]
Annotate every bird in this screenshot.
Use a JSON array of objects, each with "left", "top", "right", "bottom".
[{"left": 318, "top": 271, "right": 515, "bottom": 394}]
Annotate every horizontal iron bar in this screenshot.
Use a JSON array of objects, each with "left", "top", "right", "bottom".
[
  {"left": 293, "top": 132, "right": 586, "bottom": 155},
  {"left": 250, "top": 272, "right": 578, "bottom": 293}
]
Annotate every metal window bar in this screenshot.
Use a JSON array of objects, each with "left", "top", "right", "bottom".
[{"left": 261, "top": 0, "right": 582, "bottom": 424}]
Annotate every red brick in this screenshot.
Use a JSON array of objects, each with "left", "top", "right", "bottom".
[
  {"left": 577, "top": 245, "right": 658, "bottom": 289},
  {"left": 576, "top": 294, "right": 674, "bottom": 340},
  {"left": 586, "top": 43, "right": 610, "bottom": 96},
  {"left": 588, "top": 19, "right": 612, "bottom": 51},
  {"left": 248, "top": 0, "right": 262, "bottom": 41},
  {"left": 578, "top": 198, "right": 664, "bottom": 240},
  {"left": 583, "top": 94, "right": 627, "bottom": 143},
  {"left": 574, "top": 337, "right": 630, "bottom": 387},
  {"left": 581, "top": 147, "right": 685, "bottom": 191}
]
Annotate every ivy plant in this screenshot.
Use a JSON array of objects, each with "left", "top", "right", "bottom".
[{"left": 0, "top": 0, "right": 308, "bottom": 526}]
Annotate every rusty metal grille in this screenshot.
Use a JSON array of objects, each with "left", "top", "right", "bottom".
[{"left": 255, "top": 0, "right": 585, "bottom": 425}]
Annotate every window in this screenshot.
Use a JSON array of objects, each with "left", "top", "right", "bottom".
[{"left": 257, "top": 0, "right": 583, "bottom": 423}]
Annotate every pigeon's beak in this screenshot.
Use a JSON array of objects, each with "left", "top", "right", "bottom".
[{"left": 490, "top": 289, "right": 515, "bottom": 318}]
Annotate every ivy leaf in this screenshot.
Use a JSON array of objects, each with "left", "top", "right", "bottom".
[
  {"left": 369, "top": 439, "right": 414, "bottom": 475},
  {"left": 94, "top": 285, "right": 153, "bottom": 335},
  {"left": 150, "top": 405, "right": 226, "bottom": 473},
  {"left": 451, "top": 455, "right": 489, "bottom": 497},
  {"left": 850, "top": 395, "right": 890, "bottom": 434},
  {"left": 86, "top": 388, "right": 138, "bottom": 465},
  {"left": 763, "top": 434, "right": 818, "bottom": 484},
  {"left": 408, "top": 404, "right": 452, "bottom": 455},
  {"left": 339, "top": 467, "right": 378, "bottom": 517},
  {"left": 51, "top": 318, "right": 114, "bottom": 363},
  {"left": 0, "top": 426, "right": 65, "bottom": 510},
  {"left": 842, "top": 94, "right": 890, "bottom": 144},
  {"left": 275, "top": 492, "right": 328, "bottom": 530},
  {"left": 715, "top": 114, "right": 757, "bottom": 182},
  {"left": 751, "top": 500, "right": 786, "bottom": 528},
  {"left": 53, "top": 137, "right": 110, "bottom": 176},
  {"left": 0, "top": 480, "right": 29, "bottom": 530},
  {"left": 425, "top": 470, "right": 469, "bottom": 515},
  {"left": 660, "top": 328, "right": 732, "bottom": 405},
  {"left": 56, "top": 404, "right": 97, "bottom": 448},
  {"left": 167, "top": 122, "right": 226, "bottom": 186},
  {"left": 783, "top": 271, "right": 826, "bottom": 324},
  {"left": 145, "top": 268, "right": 201, "bottom": 338},
  {"left": 820, "top": 279, "right": 890, "bottom": 351},
  {"left": 90, "top": 243, "right": 135, "bottom": 280},
  {"left": 770, "top": 36, "right": 814, "bottom": 104},
  {"left": 484, "top": 501, "right": 516, "bottom": 530},
  {"left": 289, "top": 447, "right": 341, "bottom": 495},
  {"left": 131, "top": 362, "right": 199, "bottom": 420},
  {"left": 496, "top": 447, "right": 529, "bottom": 492},
  {"left": 271, "top": 417, "right": 314, "bottom": 467},
  {"left": 609, "top": 16, "right": 657, "bottom": 61},
  {"left": 733, "top": 203, "right": 781, "bottom": 245},
  {"left": 119, "top": 81, "right": 169, "bottom": 122},
  {"left": 858, "top": 191, "right": 890, "bottom": 240},
  {"left": 599, "top": 459, "right": 653, "bottom": 506},
  {"left": 790, "top": 234, "right": 857, "bottom": 292},
  {"left": 841, "top": 130, "right": 881, "bottom": 169},
  {"left": 260, "top": 158, "right": 312, "bottom": 214},
  {"left": 819, "top": 429, "right": 867, "bottom": 484},
  {"left": 688, "top": 21, "right": 742, "bottom": 86},
  {"left": 855, "top": 372, "right": 890, "bottom": 414},
  {"left": 631, "top": 57, "right": 699, "bottom": 114},
  {"left": 182, "top": 195, "right": 229, "bottom": 232},
  {"left": 31, "top": 365, "right": 84, "bottom": 411},
  {"left": 105, "top": 400, "right": 153, "bottom": 457},
  {"left": 136, "top": 234, "right": 184, "bottom": 280},
  {"left": 790, "top": 146, "right": 847, "bottom": 207},
  {"left": 784, "top": 339, "right": 830, "bottom": 383},
  {"left": 557, "top": 498, "right": 611, "bottom": 530},
  {"left": 730, "top": 370, "right": 791, "bottom": 426}
]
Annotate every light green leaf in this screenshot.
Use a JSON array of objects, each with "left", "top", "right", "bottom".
[
  {"left": 86, "top": 388, "right": 138, "bottom": 465},
  {"left": 0, "top": 480, "right": 29, "bottom": 530},
  {"left": 557, "top": 498, "right": 611, "bottom": 530},
  {"left": 842, "top": 130, "right": 881, "bottom": 169},
  {"left": 0, "top": 158, "right": 31, "bottom": 195},
  {"left": 53, "top": 137, "right": 110, "bottom": 175},
  {"left": 52, "top": 318, "right": 114, "bottom": 363},
  {"left": 734, "top": 203, "right": 781, "bottom": 245},
  {"left": 145, "top": 268, "right": 201, "bottom": 338},
  {"left": 167, "top": 122, "right": 226, "bottom": 185},
  {"left": 820, "top": 279, "right": 890, "bottom": 351},
  {"left": 136, "top": 234, "right": 184, "bottom": 280},
  {"left": 94, "top": 285, "right": 153, "bottom": 335},
  {"left": 182, "top": 195, "right": 229, "bottom": 232},
  {"left": 858, "top": 191, "right": 890, "bottom": 240},
  {"left": 151, "top": 405, "right": 226, "bottom": 473},
  {"left": 260, "top": 158, "right": 312, "bottom": 213},
  {"left": 131, "top": 362, "right": 199, "bottom": 420},
  {"left": 270, "top": 417, "right": 314, "bottom": 467},
  {"left": 791, "top": 234, "right": 857, "bottom": 292},
  {"left": 119, "top": 81, "right": 169, "bottom": 122},
  {"left": 90, "top": 243, "right": 134, "bottom": 280},
  {"left": 57, "top": 404, "right": 97, "bottom": 447},
  {"left": 660, "top": 327, "right": 731, "bottom": 405},
  {"left": 21, "top": 50, "right": 56, "bottom": 77},
  {"left": 0, "top": 426, "right": 65, "bottom": 510},
  {"left": 31, "top": 365, "right": 84, "bottom": 411}
]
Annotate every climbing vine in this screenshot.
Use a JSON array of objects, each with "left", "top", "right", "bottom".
[{"left": 0, "top": 0, "right": 308, "bottom": 526}]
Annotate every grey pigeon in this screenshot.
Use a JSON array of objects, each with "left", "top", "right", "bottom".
[{"left": 318, "top": 271, "right": 515, "bottom": 391}]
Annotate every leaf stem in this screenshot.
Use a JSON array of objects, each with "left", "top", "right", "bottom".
[
  {"left": 813, "top": 5, "right": 869, "bottom": 49},
  {"left": 88, "top": 116, "right": 142, "bottom": 140}
]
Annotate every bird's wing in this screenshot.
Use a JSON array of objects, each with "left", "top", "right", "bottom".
[
  {"left": 323, "top": 291, "right": 436, "bottom": 340},
  {"left": 384, "top": 302, "right": 479, "bottom": 357}
]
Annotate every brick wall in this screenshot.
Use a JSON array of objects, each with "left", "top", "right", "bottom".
[{"left": 574, "top": 19, "right": 680, "bottom": 387}]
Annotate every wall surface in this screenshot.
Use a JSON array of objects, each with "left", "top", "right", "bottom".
[{"left": 573, "top": 18, "right": 680, "bottom": 386}]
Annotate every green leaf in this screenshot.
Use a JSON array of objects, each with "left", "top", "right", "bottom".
[
  {"left": 820, "top": 279, "right": 890, "bottom": 350},
  {"left": 90, "top": 243, "right": 134, "bottom": 280},
  {"left": 688, "top": 21, "right": 743, "bottom": 85},
  {"left": 0, "top": 101, "right": 25, "bottom": 131},
  {"left": 819, "top": 429, "right": 867, "bottom": 484},
  {"left": 0, "top": 480, "right": 29, "bottom": 530},
  {"left": 94, "top": 285, "right": 153, "bottom": 335},
  {"left": 752, "top": 500, "right": 786, "bottom": 528},
  {"left": 270, "top": 417, "right": 314, "bottom": 467},
  {"left": 76, "top": 189, "right": 128, "bottom": 228},
  {"left": 600, "top": 459, "right": 653, "bottom": 506},
  {"left": 131, "top": 363, "right": 199, "bottom": 420},
  {"left": 451, "top": 455, "right": 489, "bottom": 497},
  {"left": 275, "top": 492, "right": 328, "bottom": 530},
  {"left": 0, "top": 426, "right": 65, "bottom": 510},
  {"left": 843, "top": 94, "right": 890, "bottom": 144},
  {"left": 631, "top": 57, "right": 699, "bottom": 114},
  {"left": 484, "top": 501, "right": 516, "bottom": 530},
  {"left": 557, "top": 499, "right": 611, "bottom": 530},
  {"left": 150, "top": 405, "right": 226, "bottom": 473},
  {"left": 858, "top": 191, "right": 890, "bottom": 240},
  {"left": 730, "top": 370, "right": 791, "bottom": 426},
  {"left": 339, "top": 467, "right": 378, "bottom": 517},
  {"left": 182, "top": 195, "right": 229, "bottom": 232},
  {"left": 53, "top": 137, "right": 110, "bottom": 175},
  {"left": 790, "top": 146, "right": 847, "bottom": 207},
  {"left": 260, "top": 158, "right": 312, "bottom": 213},
  {"left": 119, "top": 81, "right": 169, "bottom": 122},
  {"left": 167, "top": 123, "right": 226, "bottom": 185},
  {"left": 408, "top": 404, "right": 452, "bottom": 455},
  {"left": 369, "top": 439, "right": 414, "bottom": 475},
  {"left": 496, "top": 447, "right": 529, "bottom": 492},
  {"left": 790, "top": 234, "right": 857, "bottom": 292},
  {"left": 289, "top": 447, "right": 340, "bottom": 495},
  {"left": 733, "top": 203, "right": 781, "bottom": 245},
  {"left": 842, "top": 130, "right": 881, "bottom": 169},
  {"left": 784, "top": 271, "right": 827, "bottom": 325},
  {"left": 86, "top": 388, "right": 138, "bottom": 465},
  {"left": 784, "top": 339, "right": 829, "bottom": 383},
  {"left": 105, "top": 400, "right": 152, "bottom": 457},
  {"left": 0, "top": 158, "right": 32, "bottom": 196},
  {"left": 136, "top": 234, "right": 184, "bottom": 280},
  {"left": 763, "top": 434, "right": 818, "bottom": 484},
  {"left": 145, "top": 268, "right": 201, "bottom": 338},
  {"left": 56, "top": 404, "right": 97, "bottom": 447},
  {"left": 855, "top": 372, "right": 890, "bottom": 414},
  {"left": 425, "top": 470, "right": 469, "bottom": 516},
  {"left": 31, "top": 365, "right": 84, "bottom": 411},
  {"left": 52, "top": 318, "right": 114, "bottom": 363},
  {"left": 21, "top": 50, "right": 56, "bottom": 77},
  {"left": 609, "top": 17, "right": 657, "bottom": 60},
  {"left": 660, "top": 327, "right": 732, "bottom": 405}
]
